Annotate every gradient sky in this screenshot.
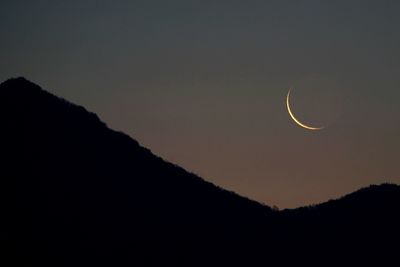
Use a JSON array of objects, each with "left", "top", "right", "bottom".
[{"left": 1, "top": 0, "right": 399, "bottom": 208}]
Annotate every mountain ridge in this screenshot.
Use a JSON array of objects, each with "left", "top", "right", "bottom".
[
  {"left": 0, "top": 77, "right": 274, "bottom": 229},
  {"left": 1, "top": 77, "right": 399, "bottom": 266},
  {"left": 3, "top": 77, "right": 396, "bottom": 210}
]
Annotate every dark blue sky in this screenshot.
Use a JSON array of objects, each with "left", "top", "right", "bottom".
[{"left": 1, "top": 0, "right": 399, "bottom": 207}]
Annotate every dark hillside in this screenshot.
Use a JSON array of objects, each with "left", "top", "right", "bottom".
[
  {"left": 0, "top": 78, "right": 276, "bottom": 266},
  {"left": 0, "top": 78, "right": 399, "bottom": 266}
]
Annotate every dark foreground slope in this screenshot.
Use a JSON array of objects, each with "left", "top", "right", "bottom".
[
  {"left": 0, "top": 78, "right": 277, "bottom": 266},
  {"left": 0, "top": 78, "right": 399, "bottom": 266}
]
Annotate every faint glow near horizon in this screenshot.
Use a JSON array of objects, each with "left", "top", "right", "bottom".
[{"left": 1, "top": 1, "right": 399, "bottom": 208}]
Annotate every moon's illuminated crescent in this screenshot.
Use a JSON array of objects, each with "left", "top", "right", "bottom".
[{"left": 286, "top": 88, "right": 324, "bottom": 131}]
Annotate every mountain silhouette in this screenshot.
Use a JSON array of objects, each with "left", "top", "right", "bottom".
[{"left": 0, "top": 77, "right": 399, "bottom": 266}]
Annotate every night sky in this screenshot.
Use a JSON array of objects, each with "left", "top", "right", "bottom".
[{"left": 1, "top": 1, "right": 399, "bottom": 208}]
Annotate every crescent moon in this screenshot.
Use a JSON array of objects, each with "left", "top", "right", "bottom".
[{"left": 286, "top": 88, "right": 324, "bottom": 131}]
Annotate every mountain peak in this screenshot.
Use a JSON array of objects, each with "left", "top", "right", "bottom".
[
  {"left": 2, "top": 76, "right": 33, "bottom": 84},
  {"left": 0, "top": 76, "right": 43, "bottom": 93},
  {"left": 0, "top": 77, "right": 108, "bottom": 130},
  {"left": 0, "top": 76, "right": 60, "bottom": 107}
]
